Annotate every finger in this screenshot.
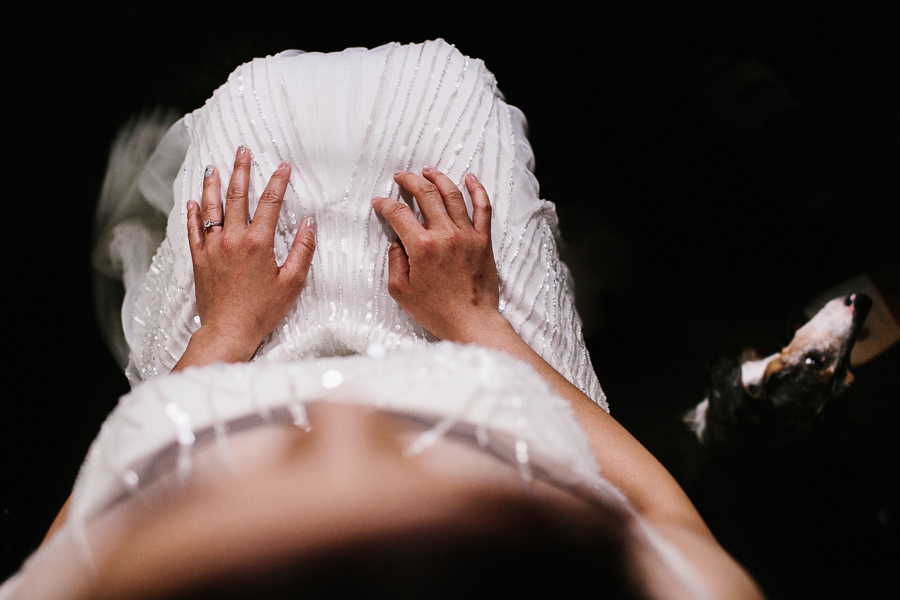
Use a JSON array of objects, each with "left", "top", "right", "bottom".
[
  {"left": 422, "top": 167, "right": 469, "bottom": 228},
  {"left": 280, "top": 217, "right": 317, "bottom": 286},
  {"left": 186, "top": 200, "right": 205, "bottom": 253},
  {"left": 252, "top": 162, "right": 291, "bottom": 236},
  {"left": 465, "top": 173, "right": 492, "bottom": 237},
  {"left": 386, "top": 239, "right": 410, "bottom": 298},
  {"left": 224, "top": 145, "right": 251, "bottom": 230},
  {"left": 393, "top": 171, "right": 451, "bottom": 229},
  {"left": 371, "top": 196, "right": 424, "bottom": 245},
  {"left": 200, "top": 165, "right": 223, "bottom": 233}
]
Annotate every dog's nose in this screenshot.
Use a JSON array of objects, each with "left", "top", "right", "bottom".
[
  {"left": 853, "top": 293, "right": 872, "bottom": 311},
  {"left": 846, "top": 293, "right": 873, "bottom": 314}
]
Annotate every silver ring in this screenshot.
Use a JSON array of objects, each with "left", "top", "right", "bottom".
[{"left": 203, "top": 219, "right": 224, "bottom": 232}]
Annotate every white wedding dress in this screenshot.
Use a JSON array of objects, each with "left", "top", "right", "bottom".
[
  {"left": 0, "top": 40, "right": 713, "bottom": 599},
  {"left": 95, "top": 39, "right": 604, "bottom": 408}
]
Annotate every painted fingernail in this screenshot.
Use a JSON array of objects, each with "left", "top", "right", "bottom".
[
  {"left": 237, "top": 145, "right": 248, "bottom": 157},
  {"left": 278, "top": 161, "right": 290, "bottom": 171},
  {"left": 422, "top": 165, "right": 434, "bottom": 173},
  {"left": 467, "top": 173, "right": 479, "bottom": 182},
  {"left": 305, "top": 216, "right": 317, "bottom": 233},
  {"left": 204, "top": 165, "right": 214, "bottom": 178}
]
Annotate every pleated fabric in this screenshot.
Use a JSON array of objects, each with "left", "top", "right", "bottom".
[{"left": 122, "top": 40, "right": 605, "bottom": 408}]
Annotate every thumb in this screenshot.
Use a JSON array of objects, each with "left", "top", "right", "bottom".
[
  {"left": 387, "top": 238, "right": 410, "bottom": 295},
  {"left": 280, "top": 217, "right": 317, "bottom": 284}
]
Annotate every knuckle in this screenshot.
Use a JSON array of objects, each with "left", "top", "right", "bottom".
[
  {"left": 258, "top": 188, "right": 281, "bottom": 206},
  {"left": 219, "top": 234, "right": 238, "bottom": 253},
  {"left": 387, "top": 201, "right": 411, "bottom": 221},
  {"left": 415, "top": 234, "right": 435, "bottom": 254},
  {"left": 387, "top": 277, "right": 404, "bottom": 298},
  {"left": 225, "top": 185, "right": 245, "bottom": 203},
  {"left": 292, "top": 232, "right": 316, "bottom": 256},
  {"left": 244, "top": 229, "right": 269, "bottom": 248},
  {"left": 445, "top": 188, "right": 464, "bottom": 203},
  {"left": 440, "top": 230, "right": 460, "bottom": 250}
]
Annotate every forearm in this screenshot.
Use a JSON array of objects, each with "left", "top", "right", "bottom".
[
  {"left": 446, "top": 315, "right": 772, "bottom": 597},
  {"left": 41, "top": 496, "right": 71, "bottom": 546},
  {"left": 449, "top": 312, "right": 711, "bottom": 536}
]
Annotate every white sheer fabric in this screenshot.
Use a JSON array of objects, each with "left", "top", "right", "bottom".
[
  {"left": 73, "top": 343, "right": 615, "bottom": 537},
  {"left": 1, "top": 344, "right": 710, "bottom": 600},
  {"left": 101, "top": 40, "right": 604, "bottom": 408}
]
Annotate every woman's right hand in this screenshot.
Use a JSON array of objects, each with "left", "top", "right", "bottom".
[{"left": 371, "top": 168, "right": 503, "bottom": 342}]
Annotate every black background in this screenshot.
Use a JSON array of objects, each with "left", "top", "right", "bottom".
[{"left": 4, "top": 3, "right": 899, "bottom": 598}]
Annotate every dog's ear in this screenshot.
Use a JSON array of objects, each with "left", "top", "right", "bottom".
[
  {"left": 704, "top": 355, "right": 746, "bottom": 423},
  {"left": 831, "top": 366, "right": 855, "bottom": 396}
]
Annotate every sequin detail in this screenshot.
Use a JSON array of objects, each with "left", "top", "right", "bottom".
[
  {"left": 68, "top": 343, "right": 611, "bottom": 533},
  {"left": 124, "top": 40, "right": 605, "bottom": 409}
]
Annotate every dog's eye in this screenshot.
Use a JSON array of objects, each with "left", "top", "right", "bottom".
[{"left": 804, "top": 352, "right": 823, "bottom": 366}]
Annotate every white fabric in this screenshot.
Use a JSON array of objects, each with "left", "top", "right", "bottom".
[
  {"left": 111, "top": 40, "right": 604, "bottom": 408},
  {"left": 74, "top": 343, "right": 614, "bottom": 534},
  {"left": 0, "top": 344, "right": 710, "bottom": 600},
  {"left": 91, "top": 108, "right": 182, "bottom": 370},
  {"left": 0, "top": 40, "right": 718, "bottom": 599},
  {"left": 9, "top": 344, "right": 607, "bottom": 600}
]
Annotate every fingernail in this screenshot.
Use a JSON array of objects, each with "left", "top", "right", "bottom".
[
  {"left": 278, "top": 161, "right": 290, "bottom": 171},
  {"left": 186, "top": 200, "right": 196, "bottom": 211},
  {"left": 237, "top": 145, "right": 248, "bottom": 157},
  {"left": 467, "top": 172, "right": 479, "bottom": 182},
  {"left": 203, "top": 165, "right": 214, "bottom": 178},
  {"left": 422, "top": 165, "right": 434, "bottom": 173},
  {"left": 305, "top": 216, "right": 316, "bottom": 233}
]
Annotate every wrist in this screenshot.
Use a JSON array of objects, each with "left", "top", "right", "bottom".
[
  {"left": 441, "top": 310, "right": 517, "bottom": 347},
  {"left": 173, "top": 326, "right": 261, "bottom": 372}
]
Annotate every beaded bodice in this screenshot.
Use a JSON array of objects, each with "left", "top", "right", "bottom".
[{"left": 124, "top": 40, "right": 605, "bottom": 409}]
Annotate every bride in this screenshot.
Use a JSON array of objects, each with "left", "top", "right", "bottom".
[{"left": 2, "top": 40, "right": 761, "bottom": 599}]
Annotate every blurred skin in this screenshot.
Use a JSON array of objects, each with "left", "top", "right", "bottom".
[
  {"left": 50, "top": 148, "right": 762, "bottom": 600},
  {"left": 84, "top": 404, "right": 630, "bottom": 600}
]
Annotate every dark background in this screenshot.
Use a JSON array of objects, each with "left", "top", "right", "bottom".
[{"left": 4, "top": 3, "right": 898, "bottom": 598}]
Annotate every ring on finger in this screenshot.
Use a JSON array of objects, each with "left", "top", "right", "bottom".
[{"left": 202, "top": 219, "right": 224, "bottom": 232}]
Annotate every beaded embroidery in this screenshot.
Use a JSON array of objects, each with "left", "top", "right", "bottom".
[{"left": 123, "top": 40, "right": 605, "bottom": 408}]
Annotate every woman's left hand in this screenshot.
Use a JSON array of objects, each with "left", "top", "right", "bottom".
[{"left": 174, "top": 146, "right": 316, "bottom": 369}]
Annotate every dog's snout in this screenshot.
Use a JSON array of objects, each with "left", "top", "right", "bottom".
[{"left": 844, "top": 294, "right": 854, "bottom": 306}]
